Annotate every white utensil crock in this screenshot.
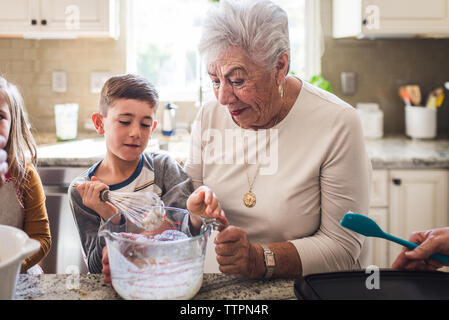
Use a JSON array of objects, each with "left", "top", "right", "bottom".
[{"left": 405, "top": 106, "right": 437, "bottom": 139}]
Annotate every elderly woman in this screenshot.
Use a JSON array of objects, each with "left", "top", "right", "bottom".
[{"left": 184, "top": 0, "right": 372, "bottom": 279}]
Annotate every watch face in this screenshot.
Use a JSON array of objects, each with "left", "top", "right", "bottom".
[{"left": 266, "top": 254, "right": 276, "bottom": 267}]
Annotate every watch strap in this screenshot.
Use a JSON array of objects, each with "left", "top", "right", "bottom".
[{"left": 261, "top": 244, "right": 275, "bottom": 279}]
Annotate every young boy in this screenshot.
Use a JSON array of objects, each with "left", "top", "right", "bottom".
[{"left": 69, "top": 74, "right": 227, "bottom": 275}]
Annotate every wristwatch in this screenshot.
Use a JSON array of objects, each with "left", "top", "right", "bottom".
[{"left": 261, "top": 244, "right": 276, "bottom": 279}]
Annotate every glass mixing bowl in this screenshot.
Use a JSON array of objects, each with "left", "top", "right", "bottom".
[{"left": 99, "top": 207, "right": 211, "bottom": 300}]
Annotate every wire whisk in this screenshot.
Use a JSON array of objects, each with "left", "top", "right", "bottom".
[{"left": 99, "top": 189, "right": 166, "bottom": 230}]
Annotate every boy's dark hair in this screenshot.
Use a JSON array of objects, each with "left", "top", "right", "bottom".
[{"left": 99, "top": 74, "right": 159, "bottom": 116}]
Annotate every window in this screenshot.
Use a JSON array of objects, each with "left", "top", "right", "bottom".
[{"left": 127, "top": 0, "right": 320, "bottom": 102}]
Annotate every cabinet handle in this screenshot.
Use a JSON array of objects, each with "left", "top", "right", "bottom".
[
  {"left": 31, "top": 19, "right": 37, "bottom": 25},
  {"left": 392, "top": 178, "right": 402, "bottom": 186},
  {"left": 41, "top": 19, "right": 47, "bottom": 26}
]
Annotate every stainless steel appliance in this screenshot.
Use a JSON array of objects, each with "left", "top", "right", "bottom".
[{"left": 37, "top": 167, "right": 88, "bottom": 274}]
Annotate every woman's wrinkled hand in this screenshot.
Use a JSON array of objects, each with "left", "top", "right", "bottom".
[
  {"left": 187, "top": 185, "right": 229, "bottom": 229},
  {"left": 214, "top": 226, "right": 263, "bottom": 279},
  {"left": 392, "top": 227, "right": 449, "bottom": 271}
]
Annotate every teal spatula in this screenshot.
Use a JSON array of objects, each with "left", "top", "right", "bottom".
[{"left": 341, "top": 212, "right": 449, "bottom": 265}]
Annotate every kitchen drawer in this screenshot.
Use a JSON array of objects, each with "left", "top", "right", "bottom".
[{"left": 370, "top": 170, "right": 389, "bottom": 207}]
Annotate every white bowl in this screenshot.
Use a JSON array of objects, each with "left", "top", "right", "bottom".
[{"left": 0, "top": 225, "right": 40, "bottom": 300}]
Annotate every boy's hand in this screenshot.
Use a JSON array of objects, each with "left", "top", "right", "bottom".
[
  {"left": 187, "top": 185, "right": 229, "bottom": 230},
  {"left": 102, "top": 246, "right": 112, "bottom": 284},
  {"left": 76, "top": 176, "right": 120, "bottom": 224}
]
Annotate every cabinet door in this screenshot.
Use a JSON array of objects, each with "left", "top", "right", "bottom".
[
  {"left": 362, "top": 0, "right": 449, "bottom": 35},
  {"left": 0, "top": 0, "right": 39, "bottom": 35},
  {"left": 39, "top": 0, "right": 111, "bottom": 33},
  {"left": 389, "top": 170, "right": 449, "bottom": 264},
  {"left": 367, "top": 208, "right": 389, "bottom": 268},
  {"left": 370, "top": 170, "right": 388, "bottom": 207}
]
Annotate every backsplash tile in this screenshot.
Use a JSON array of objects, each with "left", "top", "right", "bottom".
[{"left": 320, "top": 0, "right": 449, "bottom": 136}]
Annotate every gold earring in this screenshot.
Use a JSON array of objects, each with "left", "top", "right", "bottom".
[{"left": 278, "top": 83, "right": 284, "bottom": 98}]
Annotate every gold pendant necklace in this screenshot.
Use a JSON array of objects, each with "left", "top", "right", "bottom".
[
  {"left": 241, "top": 88, "right": 285, "bottom": 208},
  {"left": 242, "top": 129, "right": 271, "bottom": 208}
]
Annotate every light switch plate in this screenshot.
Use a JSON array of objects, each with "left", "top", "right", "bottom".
[
  {"left": 52, "top": 71, "right": 67, "bottom": 93},
  {"left": 90, "top": 72, "right": 111, "bottom": 93}
]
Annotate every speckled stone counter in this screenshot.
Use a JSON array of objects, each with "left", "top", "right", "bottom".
[
  {"left": 36, "top": 135, "right": 449, "bottom": 169},
  {"left": 365, "top": 137, "right": 449, "bottom": 169},
  {"left": 14, "top": 274, "right": 296, "bottom": 300},
  {"left": 36, "top": 135, "right": 188, "bottom": 167}
]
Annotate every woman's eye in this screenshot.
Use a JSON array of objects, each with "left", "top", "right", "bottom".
[
  {"left": 141, "top": 123, "right": 151, "bottom": 128},
  {"left": 119, "top": 121, "right": 130, "bottom": 126},
  {"left": 230, "top": 79, "right": 243, "bottom": 86}
]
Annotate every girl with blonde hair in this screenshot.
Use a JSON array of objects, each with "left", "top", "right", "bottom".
[{"left": 0, "top": 76, "right": 51, "bottom": 273}]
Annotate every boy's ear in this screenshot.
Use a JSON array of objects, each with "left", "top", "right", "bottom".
[{"left": 91, "top": 112, "right": 105, "bottom": 134}]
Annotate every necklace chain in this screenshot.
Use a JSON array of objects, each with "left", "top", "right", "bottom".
[{"left": 241, "top": 110, "right": 281, "bottom": 207}]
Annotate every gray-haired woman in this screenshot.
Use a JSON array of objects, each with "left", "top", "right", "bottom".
[{"left": 185, "top": 0, "right": 372, "bottom": 279}]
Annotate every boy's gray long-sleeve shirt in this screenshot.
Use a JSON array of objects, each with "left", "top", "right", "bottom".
[{"left": 68, "top": 152, "right": 195, "bottom": 274}]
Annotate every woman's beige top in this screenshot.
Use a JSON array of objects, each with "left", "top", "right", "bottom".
[
  {"left": 185, "top": 80, "right": 372, "bottom": 276},
  {"left": 0, "top": 163, "right": 51, "bottom": 273}
]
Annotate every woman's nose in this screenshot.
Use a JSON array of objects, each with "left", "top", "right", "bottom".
[{"left": 217, "top": 82, "right": 238, "bottom": 106}]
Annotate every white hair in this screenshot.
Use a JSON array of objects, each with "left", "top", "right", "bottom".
[{"left": 199, "top": 0, "right": 290, "bottom": 71}]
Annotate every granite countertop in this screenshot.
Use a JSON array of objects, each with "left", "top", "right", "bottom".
[
  {"left": 14, "top": 274, "right": 296, "bottom": 300},
  {"left": 35, "top": 134, "right": 449, "bottom": 169},
  {"left": 365, "top": 137, "right": 449, "bottom": 169},
  {"left": 36, "top": 132, "right": 189, "bottom": 167}
]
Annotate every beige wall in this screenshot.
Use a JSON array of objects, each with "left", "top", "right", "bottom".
[
  {"left": 0, "top": 3, "right": 127, "bottom": 138},
  {"left": 0, "top": 38, "right": 127, "bottom": 135},
  {"left": 320, "top": 0, "right": 449, "bottom": 136}
]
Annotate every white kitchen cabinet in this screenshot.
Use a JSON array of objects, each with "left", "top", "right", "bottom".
[
  {"left": 367, "top": 170, "right": 389, "bottom": 268},
  {"left": 388, "top": 169, "right": 449, "bottom": 264},
  {"left": 0, "top": 0, "right": 36, "bottom": 34},
  {"left": 367, "top": 207, "right": 389, "bottom": 268},
  {"left": 370, "top": 169, "right": 389, "bottom": 207},
  {"left": 333, "top": 0, "right": 449, "bottom": 38},
  {"left": 0, "top": 0, "right": 119, "bottom": 39},
  {"left": 367, "top": 169, "right": 449, "bottom": 268}
]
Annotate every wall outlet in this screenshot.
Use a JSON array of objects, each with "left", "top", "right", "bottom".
[
  {"left": 340, "top": 72, "right": 357, "bottom": 95},
  {"left": 52, "top": 71, "right": 67, "bottom": 93},
  {"left": 90, "top": 72, "right": 111, "bottom": 93}
]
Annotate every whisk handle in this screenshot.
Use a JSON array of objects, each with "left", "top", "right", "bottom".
[{"left": 99, "top": 189, "right": 110, "bottom": 202}]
